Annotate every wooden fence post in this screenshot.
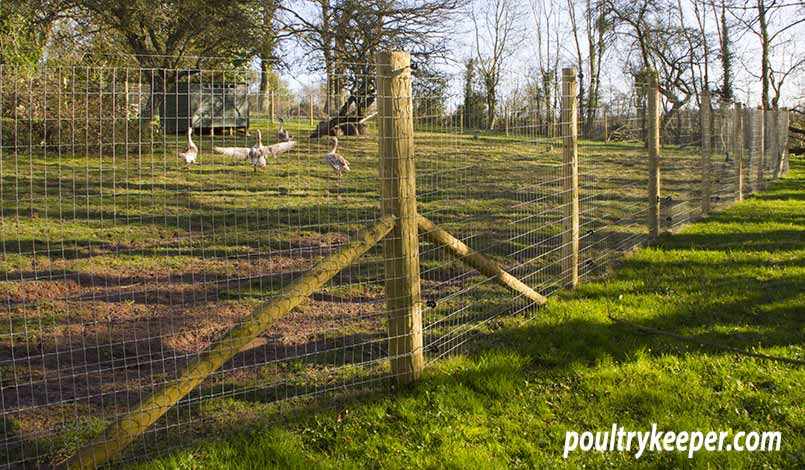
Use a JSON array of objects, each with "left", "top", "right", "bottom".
[
  {"left": 561, "top": 68, "right": 579, "bottom": 289},
  {"left": 734, "top": 103, "right": 744, "bottom": 202},
  {"left": 744, "top": 107, "right": 754, "bottom": 192},
  {"left": 769, "top": 109, "right": 780, "bottom": 179},
  {"left": 772, "top": 109, "right": 788, "bottom": 179},
  {"left": 781, "top": 109, "right": 790, "bottom": 176},
  {"left": 603, "top": 109, "right": 609, "bottom": 142},
  {"left": 309, "top": 96, "right": 314, "bottom": 125},
  {"left": 700, "top": 90, "right": 712, "bottom": 215},
  {"left": 376, "top": 51, "right": 423, "bottom": 384},
  {"left": 647, "top": 70, "right": 661, "bottom": 239},
  {"left": 124, "top": 78, "right": 130, "bottom": 120},
  {"left": 757, "top": 106, "right": 765, "bottom": 191}
]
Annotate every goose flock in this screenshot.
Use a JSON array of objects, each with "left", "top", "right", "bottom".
[{"left": 180, "top": 120, "right": 351, "bottom": 180}]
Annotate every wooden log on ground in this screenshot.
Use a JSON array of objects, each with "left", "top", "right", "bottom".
[
  {"left": 310, "top": 116, "right": 368, "bottom": 138},
  {"left": 417, "top": 215, "right": 548, "bottom": 306}
]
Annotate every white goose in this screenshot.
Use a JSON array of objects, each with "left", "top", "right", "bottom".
[
  {"left": 179, "top": 127, "right": 198, "bottom": 167},
  {"left": 325, "top": 137, "right": 350, "bottom": 178},
  {"left": 249, "top": 129, "right": 269, "bottom": 172},
  {"left": 276, "top": 118, "right": 293, "bottom": 142},
  {"left": 211, "top": 145, "right": 249, "bottom": 161},
  {"left": 212, "top": 129, "right": 296, "bottom": 169}
]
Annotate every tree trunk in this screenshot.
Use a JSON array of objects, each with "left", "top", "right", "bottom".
[
  {"left": 259, "top": 59, "right": 271, "bottom": 113},
  {"left": 585, "top": 0, "right": 599, "bottom": 133},
  {"left": 143, "top": 70, "right": 165, "bottom": 126},
  {"left": 486, "top": 92, "right": 497, "bottom": 130},
  {"left": 758, "top": 0, "right": 770, "bottom": 111},
  {"left": 485, "top": 73, "right": 498, "bottom": 130},
  {"left": 321, "top": 0, "right": 334, "bottom": 115}
]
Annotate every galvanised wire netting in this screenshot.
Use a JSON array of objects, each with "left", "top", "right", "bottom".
[{"left": 0, "top": 61, "right": 791, "bottom": 468}]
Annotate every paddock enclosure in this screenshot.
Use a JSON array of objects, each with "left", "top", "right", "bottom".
[{"left": 0, "top": 58, "right": 790, "bottom": 468}]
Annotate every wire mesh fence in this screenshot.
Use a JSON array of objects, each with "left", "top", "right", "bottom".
[{"left": 0, "top": 60, "right": 792, "bottom": 468}]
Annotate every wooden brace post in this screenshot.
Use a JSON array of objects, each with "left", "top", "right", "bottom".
[
  {"left": 417, "top": 215, "right": 548, "bottom": 306},
  {"left": 60, "top": 216, "right": 396, "bottom": 470}
]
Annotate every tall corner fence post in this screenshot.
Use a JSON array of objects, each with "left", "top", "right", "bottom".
[
  {"left": 700, "top": 89, "right": 712, "bottom": 215},
  {"left": 646, "top": 69, "right": 661, "bottom": 240},
  {"left": 757, "top": 106, "right": 766, "bottom": 191},
  {"left": 376, "top": 50, "right": 424, "bottom": 385},
  {"left": 561, "top": 67, "right": 579, "bottom": 290},
  {"left": 734, "top": 102, "right": 744, "bottom": 202}
]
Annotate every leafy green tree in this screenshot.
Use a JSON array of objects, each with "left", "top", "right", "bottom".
[
  {"left": 64, "top": 0, "right": 259, "bottom": 119},
  {"left": 0, "top": 1, "right": 56, "bottom": 66}
]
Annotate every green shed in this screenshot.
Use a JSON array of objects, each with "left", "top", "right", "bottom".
[{"left": 162, "top": 82, "right": 250, "bottom": 134}]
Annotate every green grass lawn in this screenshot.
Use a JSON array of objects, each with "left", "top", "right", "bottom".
[{"left": 133, "top": 160, "right": 805, "bottom": 469}]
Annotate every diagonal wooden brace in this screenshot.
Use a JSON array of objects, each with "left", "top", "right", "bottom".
[
  {"left": 416, "top": 215, "right": 548, "bottom": 306},
  {"left": 59, "top": 215, "right": 396, "bottom": 470}
]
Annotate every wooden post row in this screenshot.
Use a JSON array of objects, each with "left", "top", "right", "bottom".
[
  {"left": 734, "top": 103, "right": 744, "bottom": 202},
  {"left": 700, "top": 90, "right": 712, "bottom": 215},
  {"left": 647, "top": 70, "right": 661, "bottom": 239},
  {"left": 561, "top": 68, "right": 579, "bottom": 289},
  {"left": 376, "top": 51, "right": 424, "bottom": 384}
]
